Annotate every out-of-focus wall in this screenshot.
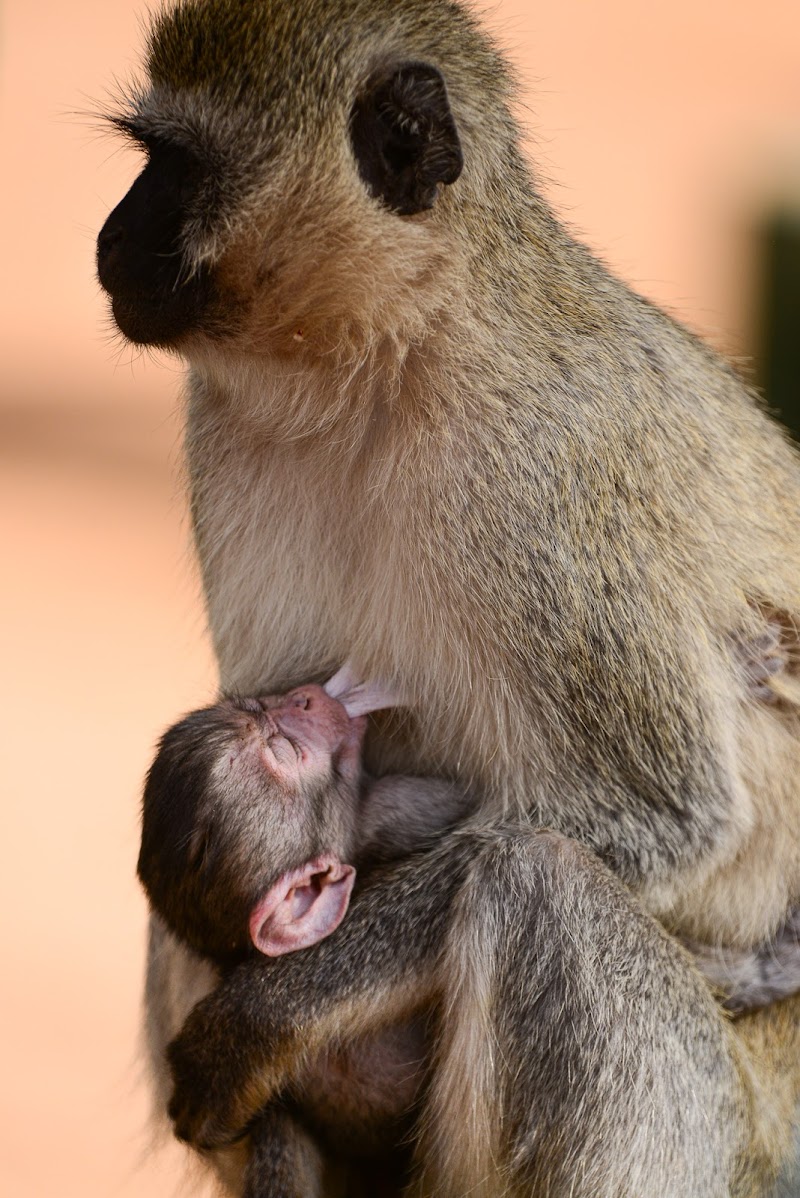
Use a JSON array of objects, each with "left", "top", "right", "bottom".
[{"left": 1, "top": 2, "right": 798, "bottom": 1196}]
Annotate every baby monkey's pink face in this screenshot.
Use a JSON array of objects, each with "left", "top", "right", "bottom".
[
  {"left": 230, "top": 671, "right": 401, "bottom": 958},
  {"left": 138, "top": 668, "right": 401, "bottom": 962},
  {"left": 237, "top": 670, "right": 402, "bottom": 791},
  {"left": 239, "top": 683, "right": 365, "bottom": 791}
]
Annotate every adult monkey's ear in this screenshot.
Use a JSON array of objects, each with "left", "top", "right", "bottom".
[{"left": 350, "top": 62, "right": 463, "bottom": 215}]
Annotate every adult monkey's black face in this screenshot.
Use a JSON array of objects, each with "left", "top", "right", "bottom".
[
  {"left": 96, "top": 0, "right": 465, "bottom": 353},
  {"left": 97, "top": 140, "right": 216, "bottom": 347}
]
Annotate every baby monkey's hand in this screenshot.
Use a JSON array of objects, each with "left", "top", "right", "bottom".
[{"left": 166, "top": 972, "right": 293, "bottom": 1149}]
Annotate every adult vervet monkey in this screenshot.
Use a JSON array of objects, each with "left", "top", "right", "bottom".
[{"left": 97, "top": 0, "right": 800, "bottom": 1193}]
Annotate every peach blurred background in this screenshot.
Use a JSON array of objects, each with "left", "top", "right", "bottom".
[{"left": 2, "top": 1, "right": 798, "bottom": 1194}]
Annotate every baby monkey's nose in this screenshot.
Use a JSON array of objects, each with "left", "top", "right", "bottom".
[{"left": 257, "top": 684, "right": 344, "bottom": 724}]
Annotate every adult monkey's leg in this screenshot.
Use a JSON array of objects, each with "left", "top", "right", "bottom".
[
  {"left": 243, "top": 1105, "right": 334, "bottom": 1198},
  {"left": 735, "top": 998, "right": 800, "bottom": 1198},
  {"left": 418, "top": 829, "right": 788, "bottom": 1198}
]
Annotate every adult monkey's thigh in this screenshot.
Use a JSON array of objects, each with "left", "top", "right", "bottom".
[{"left": 421, "top": 830, "right": 766, "bottom": 1198}]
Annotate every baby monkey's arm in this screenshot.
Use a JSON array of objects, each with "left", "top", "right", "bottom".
[
  {"left": 357, "top": 775, "right": 476, "bottom": 866},
  {"left": 167, "top": 828, "right": 478, "bottom": 1150}
]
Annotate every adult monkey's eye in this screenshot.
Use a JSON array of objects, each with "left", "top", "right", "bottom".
[{"left": 109, "top": 114, "right": 148, "bottom": 147}]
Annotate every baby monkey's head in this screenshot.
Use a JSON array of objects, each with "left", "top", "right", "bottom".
[{"left": 139, "top": 683, "right": 369, "bottom": 964}]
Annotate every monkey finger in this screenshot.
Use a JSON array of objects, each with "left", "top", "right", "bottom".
[
  {"left": 166, "top": 1030, "right": 265, "bottom": 1149},
  {"left": 165, "top": 979, "right": 295, "bottom": 1150},
  {"left": 169, "top": 1096, "right": 249, "bottom": 1152},
  {"left": 167, "top": 1052, "right": 257, "bottom": 1150}
]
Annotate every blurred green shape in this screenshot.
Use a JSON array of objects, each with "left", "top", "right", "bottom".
[{"left": 757, "top": 208, "right": 800, "bottom": 438}]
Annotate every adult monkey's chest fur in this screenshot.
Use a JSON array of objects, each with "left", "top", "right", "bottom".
[
  {"left": 185, "top": 373, "right": 554, "bottom": 796},
  {"left": 185, "top": 358, "right": 725, "bottom": 840}
]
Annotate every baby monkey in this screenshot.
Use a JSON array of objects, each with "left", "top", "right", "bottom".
[
  {"left": 140, "top": 669, "right": 800, "bottom": 1194},
  {"left": 138, "top": 667, "right": 471, "bottom": 1194}
]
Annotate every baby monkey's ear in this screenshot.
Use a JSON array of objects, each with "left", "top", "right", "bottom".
[
  {"left": 350, "top": 62, "right": 463, "bottom": 215},
  {"left": 248, "top": 856, "right": 356, "bottom": 956}
]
